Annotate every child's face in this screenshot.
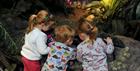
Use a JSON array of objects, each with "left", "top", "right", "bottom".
[
  {"left": 42, "top": 20, "right": 54, "bottom": 32},
  {"left": 79, "top": 33, "right": 89, "bottom": 41},
  {"left": 79, "top": 21, "right": 93, "bottom": 41},
  {"left": 81, "top": 21, "right": 93, "bottom": 32},
  {"left": 42, "top": 25, "right": 49, "bottom": 31},
  {"left": 66, "top": 37, "right": 74, "bottom": 46}
]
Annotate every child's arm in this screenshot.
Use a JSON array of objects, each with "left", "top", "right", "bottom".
[
  {"left": 104, "top": 37, "right": 114, "bottom": 54},
  {"left": 76, "top": 45, "right": 83, "bottom": 62},
  {"left": 96, "top": 38, "right": 114, "bottom": 54},
  {"left": 69, "top": 46, "right": 77, "bottom": 60},
  {"left": 36, "top": 35, "right": 50, "bottom": 55},
  {"left": 104, "top": 42, "right": 114, "bottom": 54}
]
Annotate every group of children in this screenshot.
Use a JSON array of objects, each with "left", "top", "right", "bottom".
[{"left": 21, "top": 10, "right": 114, "bottom": 71}]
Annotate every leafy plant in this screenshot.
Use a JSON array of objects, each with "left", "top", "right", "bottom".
[
  {"left": 0, "top": 22, "right": 21, "bottom": 71},
  {"left": 0, "top": 22, "right": 18, "bottom": 55}
]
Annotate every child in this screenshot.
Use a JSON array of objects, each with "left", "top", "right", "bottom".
[
  {"left": 76, "top": 18, "right": 114, "bottom": 71},
  {"left": 41, "top": 25, "right": 75, "bottom": 71},
  {"left": 21, "top": 10, "right": 54, "bottom": 71},
  {"left": 40, "top": 14, "right": 55, "bottom": 67},
  {"left": 42, "top": 14, "right": 55, "bottom": 44}
]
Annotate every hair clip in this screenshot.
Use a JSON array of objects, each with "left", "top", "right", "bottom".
[
  {"left": 45, "top": 16, "right": 49, "bottom": 21},
  {"left": 40, "top": 16, "right": 49, "bottom": 24}
]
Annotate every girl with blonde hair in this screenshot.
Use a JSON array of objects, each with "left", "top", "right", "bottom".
[
  {"left": 41, "top": 25, "right": 75, "bottom": 71},
  {"left": 21, "top": 10, "right": 54, "bottom": 71}
]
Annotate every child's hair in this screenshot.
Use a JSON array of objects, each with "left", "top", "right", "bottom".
[
  {"left": 27, "top": 14, "right": 37, "bottom": 33},
  {"left": 54, "top": 25, "right": 75, "bottom": 43},
  {"left": 78, "top": 17, "right": 98, "bottom": 40},
  {"left": 26, "top": 10, "right": 49, "bottom": 33}
]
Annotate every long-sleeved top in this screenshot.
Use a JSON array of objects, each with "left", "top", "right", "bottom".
[
  {"left": 77, "top": 38, "right": 114, "bottom": 71},
  {"left": 21, "top": 28, "right": 50, "bottom": 60},
  {"left": 41, "top": 41, "right": 73, "bottom": 71}
]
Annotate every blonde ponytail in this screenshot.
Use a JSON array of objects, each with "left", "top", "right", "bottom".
[
  {"left": 26, "top": 14, "right": 37, "bottom": 33},
  {"left": 26, "top": 10, "right": 49, "bottom": 33}
]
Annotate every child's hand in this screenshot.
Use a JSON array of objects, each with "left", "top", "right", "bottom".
[
  {"left": 104, "top": 37, "right": 113, "bottom": 44},
  {"left": 70, "top": 61, "right": 74, "bottom": 65}
]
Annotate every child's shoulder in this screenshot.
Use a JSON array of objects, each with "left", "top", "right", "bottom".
[
  {"left": 49, "top": 41, "right": 73, "bottom": 51},
  {"left": 96, "top": 38, "right": 103, "bottom": 41},
  {"left": 30, "top": 28, "right": 46, "bottom": 37},
  {"left": 95, "top": 37, "right": 106, "bottom": 46},
  {"left": 77, "top": 41, "right": 88, "bottom": 49},
  {"left": 95, "top": 38, "right": 104, "bottom": 43}
]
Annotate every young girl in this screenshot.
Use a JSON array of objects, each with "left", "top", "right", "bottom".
[
  {"left": 76, "top": 18, "right": 114, "bottom": 71},
  {"left": 41, "top": 25, "right": 75, "bottom": 71},
  {"left": 21, "top": 10, "right": 54, "bottom": 71}
]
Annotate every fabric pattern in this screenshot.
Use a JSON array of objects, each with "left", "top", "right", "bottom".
[
  {"left": 77, "top": 38, "right": 114, "bottom": 71},
  {"left": 46, "top": 33, "right": 55, "bottom": 45},
  {"left": 41, "top": 41, "right": 73, "bottom": 71}
]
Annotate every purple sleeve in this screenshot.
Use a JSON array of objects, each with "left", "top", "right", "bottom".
[
  {"left": 96, "top": 38, "right": 114, "bottom": 54},
  {"left": 104, "top": 43, "right": 114, "bottom": 54},
  {"left": 76, "top": 45, "right": 83, "bottom": 62}
]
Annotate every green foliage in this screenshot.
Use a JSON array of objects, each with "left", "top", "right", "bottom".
[
  {"left": 0, "top": 22, "right": 21, "bottom": 71},
  {"left": 86, "top": 0, "right": 128, "bottom": 18},
  {"left": 0, "top": 22, "right": 19, "bottom": 55},
  {"left": 103, "top": 0, "right": 119, "bottom": 17},
  {"left": 86, "top": 1, "right": 102, "bottom": 8},
  {"left": 84, "top": 0, "right": 131, "bottom": 34}
]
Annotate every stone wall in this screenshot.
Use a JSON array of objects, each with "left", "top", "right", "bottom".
[{"left": 109, "top": 36, "right": 140, "bottom": 71}]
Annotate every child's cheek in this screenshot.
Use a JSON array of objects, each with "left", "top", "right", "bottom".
[
  {"left": 42, "top": 26, "right": 49, "bottom": 31},
  {"left": 68, "top": 40, "right": 73, "bottom": 46}
]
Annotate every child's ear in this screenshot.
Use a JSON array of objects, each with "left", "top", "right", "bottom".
[{"left": 65, "top": 38, "right": 73, "bottom": 46}]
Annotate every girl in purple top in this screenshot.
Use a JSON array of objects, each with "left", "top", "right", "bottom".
[{"left": 77, "top": 18, "right": 114, "bottom": 71}]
